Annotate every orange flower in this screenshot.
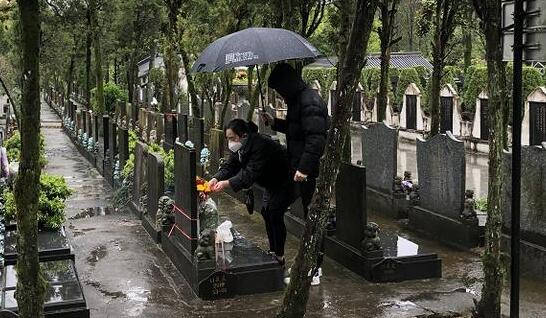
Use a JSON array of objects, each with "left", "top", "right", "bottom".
[{"left": 196, "top": 177, "right": 212, "bottom": 193}]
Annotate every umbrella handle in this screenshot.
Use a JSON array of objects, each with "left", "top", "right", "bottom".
[{"left": 256, "top": 67, "right": 266, "bottom": 113}]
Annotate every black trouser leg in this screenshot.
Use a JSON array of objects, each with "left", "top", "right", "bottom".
[
  {"left": 299, "top": 179, "right": 324, "bottom": 270},
  {"left": 262, "top": 206, "right": 287, "bottom": 257},
  {"left": 260, "top": 207, "right": 275, "bottom": 253}
]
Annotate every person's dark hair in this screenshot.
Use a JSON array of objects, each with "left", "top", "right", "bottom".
[{"left": 225, "top": 119, "right": 258, "bottom": 137}]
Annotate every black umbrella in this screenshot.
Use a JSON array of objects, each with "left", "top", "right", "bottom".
[
  {"left": 192, "top": 27, "right": 322, "bottom": 73},
  {"left": 192, "top": 27, "right": 322, "bottom": 112}
]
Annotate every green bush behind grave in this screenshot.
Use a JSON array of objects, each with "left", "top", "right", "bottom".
[
  {"left": 395, "top": 68, "right": 422, "bottom": 109},
  {"left": 148, "top": 143, "right": 174, "bottom": 188},
  {"left": 462, "top": 65, "right": 488, "bottom": 113},
  {"left": 91, "top": 82, "right": 128, "bottom": 114},
  {"left": 3, "top": 174, "right": 72, "bottom": 230},
  {"left": 302, "top": 67, "right": 337, "bottom": 98},
  {"left": 4, "top": 132, "right": 48, "bottom": 167}
]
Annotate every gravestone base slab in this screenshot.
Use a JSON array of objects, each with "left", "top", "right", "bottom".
[
  {"left": 284, "top": 213, "right": 442, "bottom": 283},
  {"left": 3, "top": 227, "right": 73, "bottom": 265},
  {"left": 142, "top": 213, "right": 161, "bottom": 243},
  {"left": 367, "top": 188, "right": 412, "bottom": 219},
  {"left": 501, "top": 234, "right": 546, "bottom": 280},
  {"left": 1, "top": 258, "right": 90, "bottom": 317},
  {"left": 408, "top": 206, "right": 484, "bottom": 249},
  {"left": 161, "top": 229, "right": 284, "bottom": 300}
]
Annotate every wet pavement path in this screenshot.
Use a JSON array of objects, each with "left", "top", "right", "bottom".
[{"left": 41, "top": 104, "right": 545, "bottom": 317}]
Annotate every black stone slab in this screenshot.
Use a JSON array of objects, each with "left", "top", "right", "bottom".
[
  {"left": 118, "top": 128, "right": 129, "bottom": 170},
  {"left": 143, "top": 152, "right": 164, "bottom": 243},
  {"left": 367, "top": 187, "right": 411, "bottom": 219},
  {"left": 336, "top": 163, "right": 366, "bottom": 250},
  {"left": 188, "top": 117, "right": 205, "bottom": 154},
  {"left": 164, "top": 113, "right": 178, "bottom": 150},
  {"left": 108, "top": 121, "right": 118, "bottom": 161},
  {"left": 3, "top": 228, "right": 72, "bottom": 265},
  {"left": 102, "top": 115, "right": 109, "bottom": 157},
  {"left": 1, "top": 258, "right": 89, "bottom": 317},
  {"left": 132, "top": 141, "right": 148, "bottom": 218},
  {"left": 177, "top": 113, "right": 188, "bottom": 143},
  {"left": 173, "top": 141, "right": 199, "bottom": 253}
]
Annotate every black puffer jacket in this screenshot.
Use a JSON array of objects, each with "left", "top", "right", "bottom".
[
  {"left": 268, "top": 64, "right": 328, "bottom": 178},
  {"left": 213, "top": 132, "right": 291, "bottom": 193}
]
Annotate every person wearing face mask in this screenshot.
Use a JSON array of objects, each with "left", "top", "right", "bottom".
[{"left": 209, "top": 118, "right": 292, "bottom": 265}]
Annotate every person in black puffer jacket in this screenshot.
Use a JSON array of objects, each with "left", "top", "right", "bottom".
[
  {"left": 210, "top": 119, "right": 292, "bottom": 265},
  {"left": 263, "top": 63, "right": 329, "bottom": 285}
]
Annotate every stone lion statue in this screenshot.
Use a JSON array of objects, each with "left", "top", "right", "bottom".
[
  {"left": 195, "top": 229, "right": 215, "bottom": 260},
  {"left": 156, "top": 196, "right": 175, "bottom": 230},
  {"left": 361, "top": 222, "right": 381, "bottom": 253}
]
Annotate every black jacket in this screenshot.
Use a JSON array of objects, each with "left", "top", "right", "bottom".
[
  {"left": 271, "top": 86, "right": 328, "bottom": 178},
  {"left": 213, "top": 132, "right": 291, "bottom": 193}
]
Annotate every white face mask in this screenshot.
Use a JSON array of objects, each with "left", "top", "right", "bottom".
[{"left": 228, "top": 140, "right": 243, "bottom": 153}]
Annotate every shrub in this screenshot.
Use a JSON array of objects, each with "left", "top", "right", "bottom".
[
  {"left": 4, "top": 132, "right": 47, "bottom": 167},
  {"left": 462, "top": 65, "right": 487, "bottom": 113},
  {"left": 148, "top": 143, "right": 174, "bottom": 188},
  {"left": 4, "top": 173, "right": 72, "bottom": 230},
  {"left": 302, "top": 67, "right": 337, "bottom": 98},
  {"left": 395, "top": 68, "right": 422, "bottom": 108},
  {"left": 91, "top": 82, "right": 128, "bottom": 114}
]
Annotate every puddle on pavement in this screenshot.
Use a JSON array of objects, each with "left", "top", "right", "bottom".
[
  {"left": 86, "top": 280, "right": 126, "bottom": 299},
  {"left": 87, "top": 245, "right": 107, "bottom": 266},
  {"left": 69, "top": 207, "right": 114, "bottom": 219}
]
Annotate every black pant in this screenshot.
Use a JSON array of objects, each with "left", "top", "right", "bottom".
[
  {"left": 294, "top": 179, "right": 324, "bottom": 270},
  {"left": 261, "top": 187, "right": 291, "bottom": 257}
]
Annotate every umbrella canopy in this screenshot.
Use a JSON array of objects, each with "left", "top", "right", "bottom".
[{"left": 192, "top": 27, "right": 322, "bottom": 73}]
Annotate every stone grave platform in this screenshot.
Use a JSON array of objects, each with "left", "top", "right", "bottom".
[
  {"left": 1, "top": 258, "right": 89, "bottom": 317},
  {"left": 284, "top": 212, "right": 442, "bottom": 283},
  {"left": 161, "top": 228, "right": 283, "bottom": 300},
  {"left": 3, "top": 227, "right": 73, "bottom": 265}
]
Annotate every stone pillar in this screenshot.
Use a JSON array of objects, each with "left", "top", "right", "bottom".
[
  {"left": 102, "top": 115, "right": 110, "bottom": 157},
  {"left": 147, "top": 152, "right": 165, "bottom": 225},
  {"left": 109, "top": 121, "right": 118, "bottom": 160},
  {"left": 209, "top": 128, "right": 225, "bottom": 174},
  {"left": 118, "top": 127, "right": 129, "bottom": 170}
]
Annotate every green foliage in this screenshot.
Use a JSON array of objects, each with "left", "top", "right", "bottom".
[
  {"left": 128, "top": 130, "right": 138, "bottom": 154},
  {"left": 360, "top": 67, "right": 381, "bottom": 104},
  {"left": 122, "top": 153, "right": 135, "bottom": 178},
  {"left": 395, "top": 68, "right": 422, "bottom": 107},
  {"left": 4, "top": 132, "right": 48, "bottom": 167},
  {"left": 147, "top": 143, "right": 174, "bottom": 188},
  {"left": 302, "top": 67, "right": 337, "bottom": 98},
  {"left": 476, "top": 197, "right": 488, "bottom": 211},
  {"left": 92, "top": 82, "right": 127, "bottom": 114},
  {"left": 505, "top": 64, "right": 544, "bottom": 123},
  {"left": 149, "top": 68, "right": 165, "bottom": 98},
  {"left": 4, "top": 174, "right": 72, "bottom": 230},
  {"left": 462, "top": 65, "right": 487, "bottom": 112}
]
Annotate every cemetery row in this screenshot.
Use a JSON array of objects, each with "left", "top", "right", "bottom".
[{"left": 318, "top": 81, "right": 546, "bottom": 150}]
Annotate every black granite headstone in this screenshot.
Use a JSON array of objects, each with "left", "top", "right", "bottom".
[
  {"left": 82, "top": 111, "right": 87, "bottom": 135},
  {"left": 102, "top": 115, "right": 109, "bottom": 157},
  {"left": 335, "top": 162, "right": 367, "bottom": 250},
  {"left": 188, "top": 117, "right": 205, "bottom": 154},
  {"left": 147, "top": 152, "right": 165, "bottom": 224},
  {"left": 133, "top": 141, "right": 148, "bottom": 206},
  {"left": 199, "top": 271, "right": 235, "bottom": 300},
  {"left": 94, "top": 114, "right": 99, "bottom": 139},
  {"left": 173, "top": 141, "right": 199, "bottom": 253},
  {"left": 361, "top": 123, "right": 398, "bottom": 193},
  {"left": 109, "top": 121, "right": 118, "bottom": 160},
  {"left": 118, "top": 127, "right": 129, "bottom": 170},
  {"left": 155, "top": 112, "right": 165, "bottom": 142},
  {"left": 416, "top": 132, "right": 465, "bottom": 220},
  {"left": 177, "top": 113, "right": 188, "bottom": 143},
  {"left": 209, "top": 128, "right": 225, "bottom": 174},
  {"left": 164, "top": 113, "right": 178, "bottom": 150}
]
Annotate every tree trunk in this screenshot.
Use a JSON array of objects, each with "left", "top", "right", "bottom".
[
  {"left": 276, "top": 1, "right": 379, "bottom": 316},
  {"left": 378, "top": 0, "right": 399, "bottom": 122},
  {"left": 90, "top": 0, "right": 104, "bottom": 113},
  {"left": 181, "top": 48, "right": 201, "bottom": 118},
  {"left": 247, "top": 67, "right": 268, "bottom": 122},
  {"left": 114, "top": 57, "right": 118, "bottom": 85},
  {"left": 85, "top": 7, "right": 92, "bottom": 106},
  {"left": 471, "top": 1, "right": 508, "bottom": 317},
  {"left": 463, "top": 25, "right": 472, "bottom": 71},
  {"left": 219, "top": 72, "right": 233, "bottom": 128},
  {"left": 429, "top": 4, "right": 442, "bottom": 136},
  {"left": 146, "top": 46, "right": 156, "bottom": 105},
  {"left": 15, "top": 1, "right": 47, "bottom": 317}
]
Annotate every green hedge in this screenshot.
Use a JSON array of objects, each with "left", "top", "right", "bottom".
[
  {"left": 302, "top": 67, "right": 337, "bottom": 98},
  {"left": 395, "top": 68, "right": 422, "bottom": 108},
  {"left": 92, "top": 82, "right": 128, "bottom": 114},
  {"left": 5, "top": 132, "right": 47, "bottom": 167},
  {"left": 462, "top": 65, "right": 488, "bottom": 113}
]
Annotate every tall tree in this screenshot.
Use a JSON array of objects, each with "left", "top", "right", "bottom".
[
  {"left": 418, "top": 0, "right": 462, "bottom": 136},
  {"left": 89, "top": 0, "right": 105, "bottom": 113},
  {"left": 15, "top": 0, "right": 47, "bottom": 317},
  {"left": 471, "top": 1, "right": 508, "bottom": 316},
  {"left": 277, "top": 0, "right": 379, "bottom": 317},
  {"left": 377, "top": 0, "right": 400, "bottom": 122}
]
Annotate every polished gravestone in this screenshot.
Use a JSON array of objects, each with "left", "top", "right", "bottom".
[
  {"left": 282, "top": 163, "right": 442, "bottom": 283},
  {"left": 177, "top": 113, "right": 188, "bottom": 143},
  {"left": 361, "top": 123, "right": 412, "bottom": 219},
  {"left": 1, "top": 259, "right": 89, "bottom": 317},
  {"left": 188, "top": 117, "right": 205, "bottom": 155},
  {"left": 131, "top": 141, "right": 148, "bottom": 219},
  {"left": 163, "top": 112, "right": 177, "bottom": 150},
  {"left": 118, "top": 127, "right": 129, "bottom": 171},
  {"left": 142, "top": 151, "right": 164, "bottom": 243},
  {"left": 160, "top": 142, "right": 283, "bottom": 299},
  {"left": 3, "top": 227, "right": 72, "bottom": 265},
  {"left": 408, "top": 132, "right": 484, "bottom": 249}
]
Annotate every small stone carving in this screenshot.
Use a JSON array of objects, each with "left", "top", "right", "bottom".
[
  {"left": 156, "top": 196, "right": 175, "bottom": 230},
  {"left": 461, "top": 189, "right": 477, "bottom": 220},
  {"left": 149, "top": 129, "right": 157, "bottom": 144},
  {"left": 361, "top": 222, "right": 381, "bottom": 253},
  {"left": 195, "top": 229, "right": 215, "bottom": 260},
  {"left": 199, "top": 196, "right": 219, "bottom": 235},
  {"left": 393, "top": 176, "right": 404, "bottom": 194}
]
